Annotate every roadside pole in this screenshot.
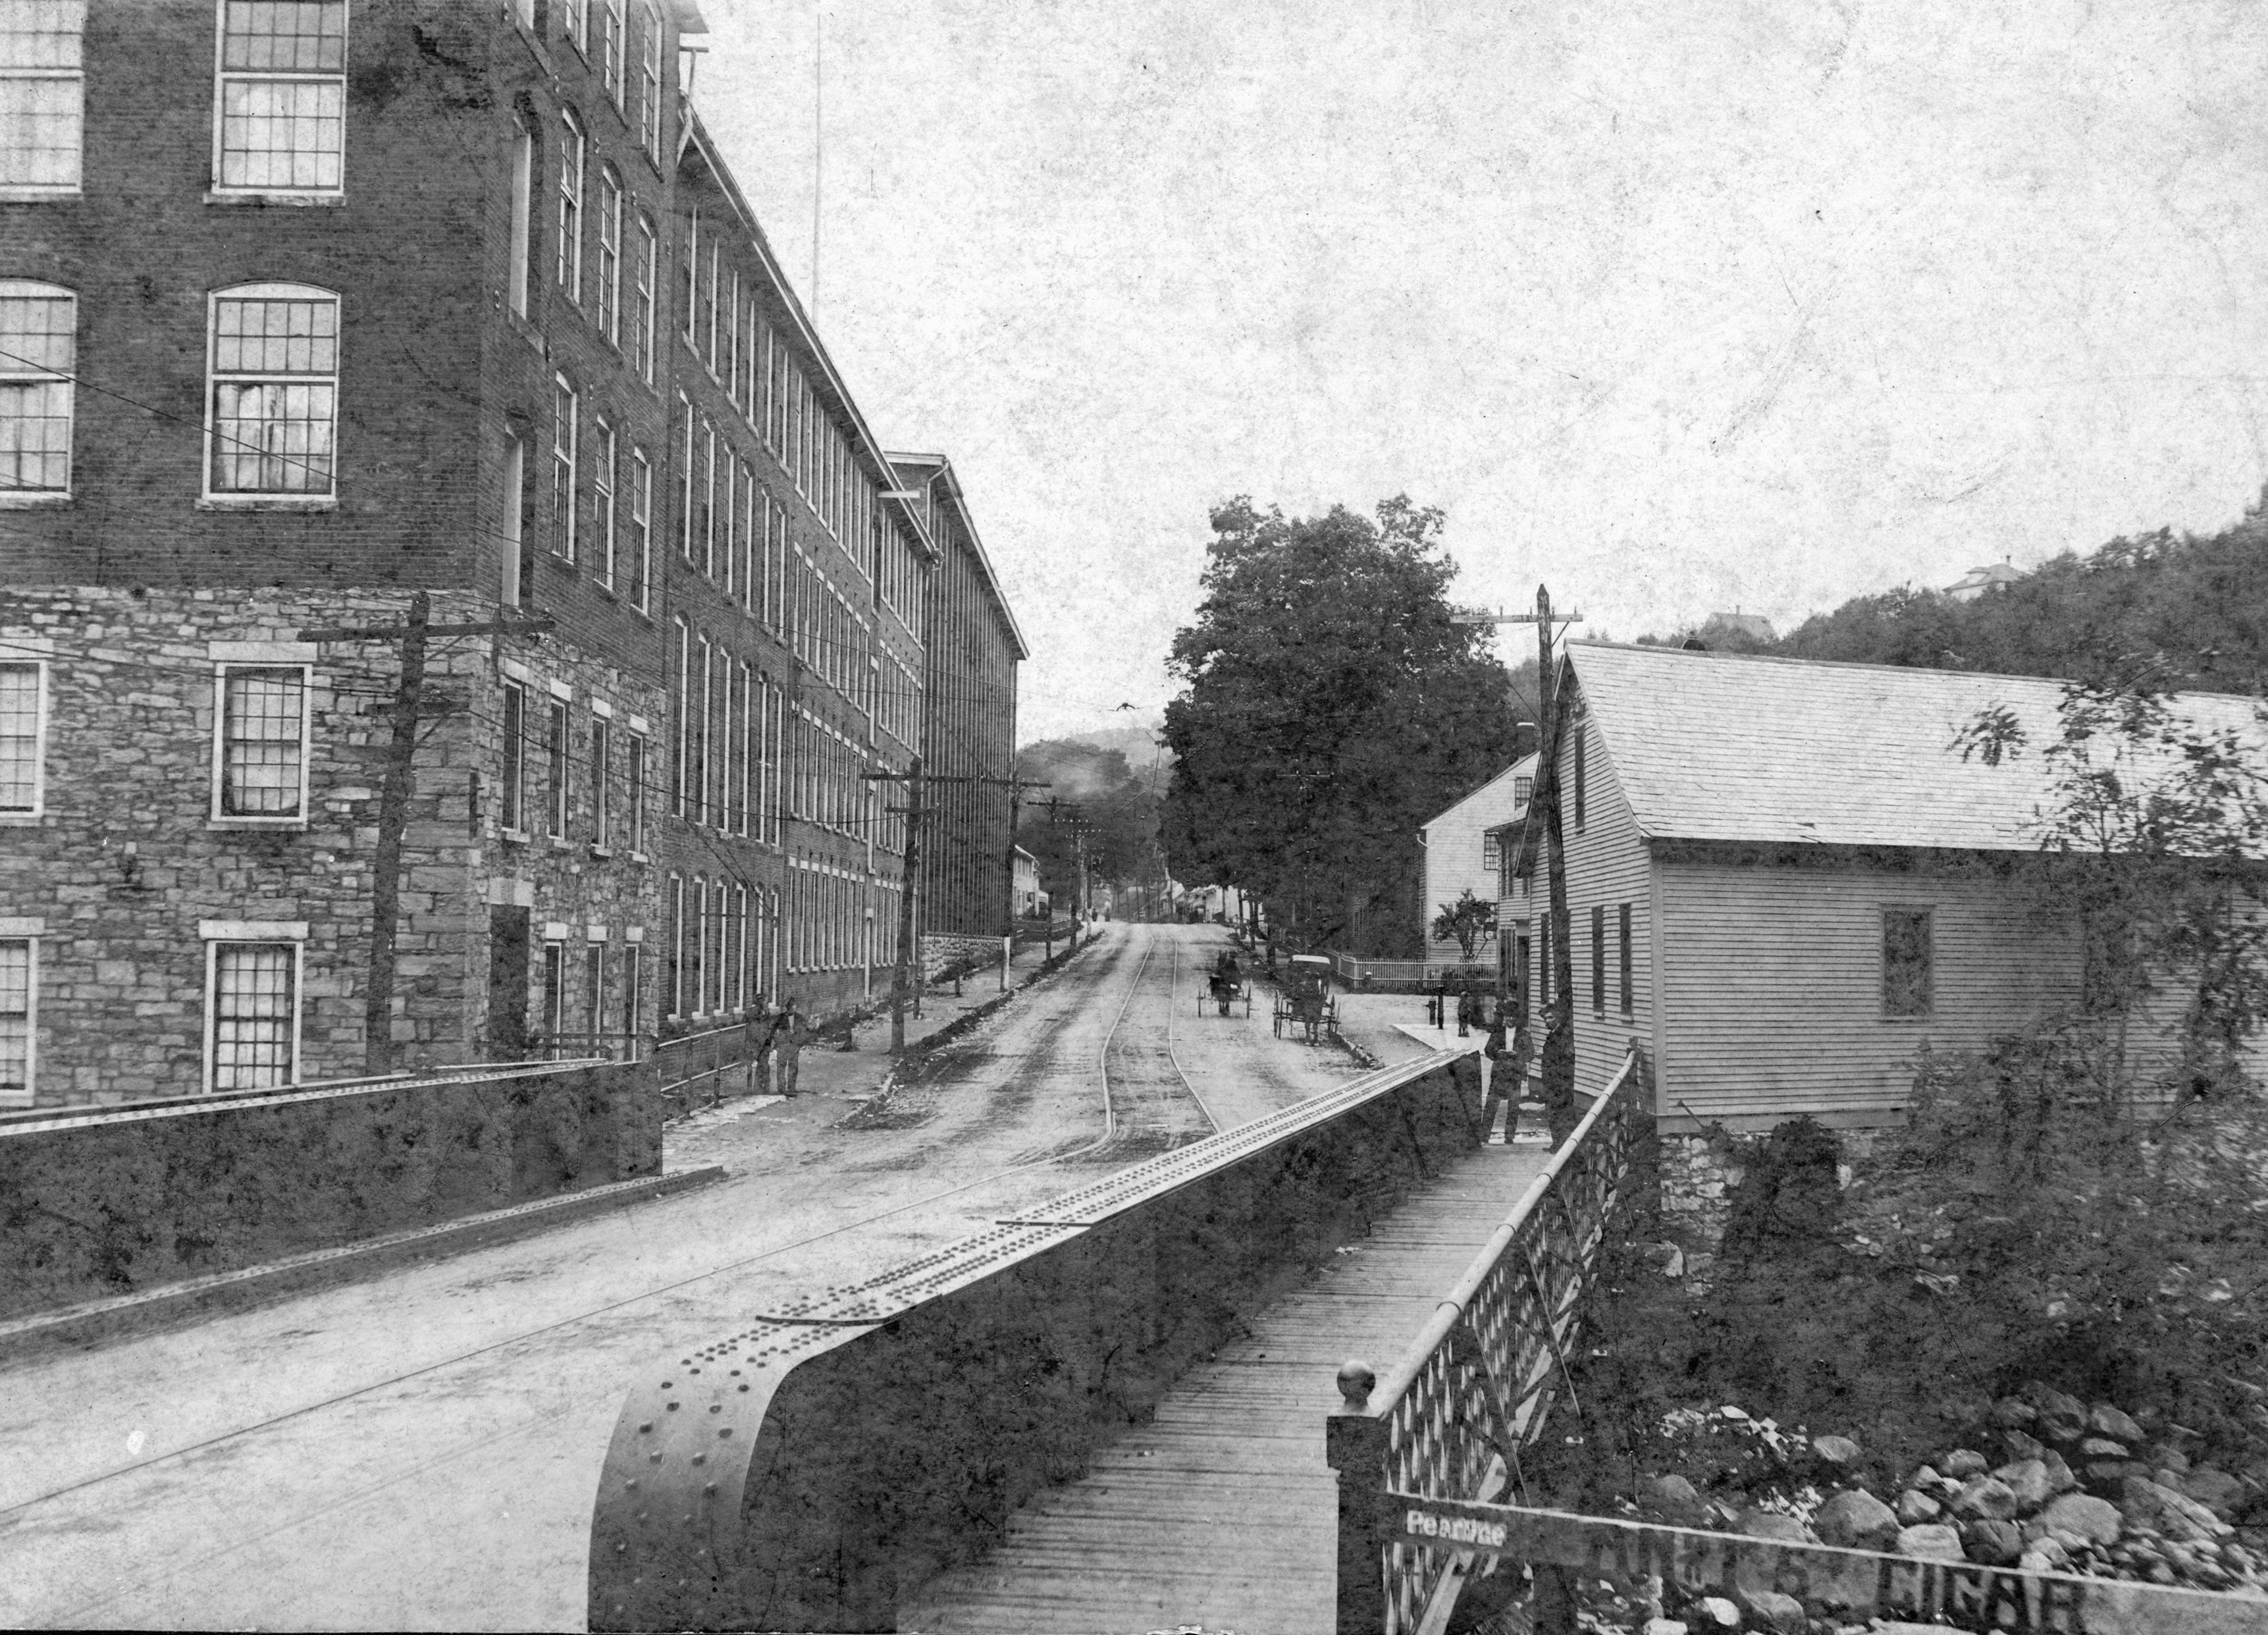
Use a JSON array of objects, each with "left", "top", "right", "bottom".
[{"left": 889, "top": 758, "right": 924, "bottom": 1054}]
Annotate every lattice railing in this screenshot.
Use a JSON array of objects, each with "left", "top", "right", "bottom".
[{"left": 1329, "top": 1043, "right": 1650, "bottom": 1635}]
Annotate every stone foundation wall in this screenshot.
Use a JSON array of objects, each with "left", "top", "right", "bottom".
[
  {"left": 1657, "top": 1125, "right": 1883, "bottom": 1258},
  {"left": 921, "top": 932, "right": 1006, "bottom": 982}
]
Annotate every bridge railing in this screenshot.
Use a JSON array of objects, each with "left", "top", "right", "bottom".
[{"left": 1329, "top": 1042, "right": 1650, "bottom": 1635}]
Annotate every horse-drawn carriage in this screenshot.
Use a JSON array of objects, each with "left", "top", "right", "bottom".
[
  {"left": 1272, "top": 953, "right": 1339, "bottom": 1043},
  {"left": 1197, "top": 953, "right": 1253, "bottom": 1018}
]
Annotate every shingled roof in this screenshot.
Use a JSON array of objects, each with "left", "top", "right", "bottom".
[{"left": 1568, "top": 641, "right": 2265, "bottom": 853}]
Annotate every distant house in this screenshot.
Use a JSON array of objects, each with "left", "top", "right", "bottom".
[
  {"left": 1512, "top": 642, "right": 2263, "bottom": 1131},
  {"left": 1013, "top": 847, "right": 1043, "bottom": 919},
  {"left": 1419, "top": 756, "right": 1537, "bottom": 968},
  {"left": 1943, "top": 560, "right": 2024, "bottom": 602}
]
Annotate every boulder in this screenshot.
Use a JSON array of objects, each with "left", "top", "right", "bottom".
[
  {"left": 2122, "top": 1476, "right": 2234, "bottom": 1543},
  {"left": 2040, "top": 1491, "right": 2123, "bottom": 1546},
  {"left": 1895, "top": 1489, "right": 1943, "bottom": 1525},
  {"left": 2080, "top": 1436, "right": 2131, "bottom": 1459},
  {"left": 1910, "top": 1463, "right": 1943, "bottom": 1489},
  {"left": 1993, "top": 1458, "right": 2053, "bottom": 1511},
  {"left": 1990, "top": 1396, "right": 2039, "bottom": 1430},
  {"left": 2001, "top": 1428, "right": 2047, "bottom": 1462},
  {"left": 1814, "top": 1489, "right": 1901, "bottom": 1551},
  {"left": 1897, "top": 1523, "right": 1967, "bottom": 1561},
  {"left": 2022, "top": 1536, "right": 2072, "bottom": 1572},
  {"left": 1941, "top": 1449, "right": 1990, "bottom": 1479},
  {"left": 1812, "top": 1434, "right": 1862, "bottom": 1471},
  {"left": 2023, "top": 1384, "right": 2090, "bottom": 1445},
  {"left": 1737, "top": 1509, "right": 1815, "bottom": 1545},
  {"left": 1951, "top": 1477, "right": 2020, "bottom": 1522},
  {"left": 2085, "top": 1459, "right": 2150, "bottom": 1496},
  {"left": 1643, "top": 1621, "right": 1690, "bottom": 1635},
  {"left": 1642, "top": 1473, "right": 1707, "bottom": 1525},
  {"left": 1965, "top": 1518, "right": 2023, "bottom": 1565},
  {"left": 1741, "top": 1590, "right": 1806, "bottom": 1634},
  {"left": 1693, "top": 1595, "right": 1743, "bottom": 1628},
  {"left": 2148, "top": 1443, "right": 2192, "bottom": 1476},
  {"left": 2180, "top": 1467, "right": 2246, "bottom": 1519},
  {"left": 2091, "top": 1403, "right": 2146, "bottom": 1443},
  {"left": 2041, "top": 1450, "right": 2079, "bottom": 1495}
]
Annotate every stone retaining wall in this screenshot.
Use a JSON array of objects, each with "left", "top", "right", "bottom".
[{"left": 0, "top": 1059, "right": 661, "bottom": 1320}]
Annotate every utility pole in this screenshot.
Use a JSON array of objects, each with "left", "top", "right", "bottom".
[
  {"left": 1452, "top": 587, "right": 1582, "bottom": 1142},
  {"left": 298, "top": 601, "right": 556, "bottom": 1075}
]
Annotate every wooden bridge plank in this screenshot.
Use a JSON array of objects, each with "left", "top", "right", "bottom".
[{"left": 900, "top": 1141, "right": 1549, "bottom": 1635}]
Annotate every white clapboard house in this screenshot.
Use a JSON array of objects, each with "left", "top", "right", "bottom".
[{"left": 1418, "top": 755, "right": 1537, "bottom": 972}]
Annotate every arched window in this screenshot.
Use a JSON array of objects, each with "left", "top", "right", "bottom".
[
  {"left": 205, "top": 282, "right": 339, "bottom": 498},
  {"left": 0, "top": 280, "right": 76, "bottom": 493}
]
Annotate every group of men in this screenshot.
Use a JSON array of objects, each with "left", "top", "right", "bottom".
[
  {"left": 1446, "top": 976, "right": 1533, "bottom": 1144},
  {"left": 737, "top": 996, "right": 811, "bottom": 1098}
]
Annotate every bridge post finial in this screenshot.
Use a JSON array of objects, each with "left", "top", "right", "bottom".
[{"left": 1336, "top": 1358, "right": 1376, "bottom": 1411}]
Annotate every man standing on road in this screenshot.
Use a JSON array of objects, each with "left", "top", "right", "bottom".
[{"left": 774, "top": 998, "right": 806, "bottom": 1098}]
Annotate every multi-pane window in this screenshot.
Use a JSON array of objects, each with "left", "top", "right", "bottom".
[
  {"left": 591, "top": 713, "right": 610, "bottom": 848},
  {"left": 1515, "top": 774, "right": 1533, "bottom": 806},
  {"left": 546, "top": 696, "right": 569, "bottom": 838},
  {"left": 595, "top": 168, "right": 621, "bottom": 344},
  {"left": 664, "top": 874, "right": 681, "bottom": 1017},
  {"left": 1481, "top": 832, "right": 1499, "bottom": 873},
  {"left": 207, "top": 284, "right": 338, "bottom": 496},
  {"left": 630, "top": 215, "right": 656, "bottom": 381},
  {"left": 562, "top": 0, "right": 587, "bottom": 54},
  {"left": 584, "top": 942, "right": 603, "bottom": 1043},
  {"left": 627, "top": 445, "right": 651, "bottom": 610},
  {"left": 625, "top": 730, "right": 647, "bottom": 853},
  {"left": 0, "top": 661, "right": 41, "bottom": 813},
  {"left": 623, "top": 941, "right": 643, "bottom": 1043},
  {"left": 0, "top": 1, "right": 82, "bottom": 192},
  {"left": 1883, "top": 908, "right": 1934, "bottom": 1019},
  {"left": 541, "top": 938, "right": 565, "bottom": 1045},
  {"left": 637, "top": 0, "right": 661, "bottom": 165},
  {"left": 550, "top": 375, "right": 577, "bottom": 560},
  {"left": 209, "top": 940, "right": 298, "bottom": 1090},
  {"left": 215, "top": 665, "right": 307, "bottom": 819},
  {"left": 556, "top": 109, "right": 583, "bottom": 298},
  {"left": 592, "top": 415, "right": 616, "bottom": 587},
  {"left": 599, "top": 0, "right": 624, "bottom": 107},
  {"left": 213, "top": 0, "right": 348, "bottom": 195},
  {"left": 0, "top": 936, "right": 30, "bottom": 1103},
  {"left": 500, "top": 679, "right": 527, "bottom": 832},
  {"left": 508, "top": 121, "right": 533, "bottom": 318},
  {"left": 0, "top": 281, "right": 72, "bottom": 491}
]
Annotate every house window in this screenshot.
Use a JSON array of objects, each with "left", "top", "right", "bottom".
[
  {"left": 625, "top": 730, "right": 647, "bottom": 853},
  {"left": 627, "top": 445, "right": 652, "bottom": 610},
  {"left": 583, "top": 941, "right": 603, "bottom": 1042},
  {"left": 500, "top": 679, "right": 527, "bottom": 833},
  {"left": 664, "top": 872, "right": 683, "bottom": 1017},
  {"left": 623, "top": 940, "right": 643, "bottom": 1042},
  {"left": 0, "top": 935, "right": 32, "bottom": 1104},
  {"left": 0, "top": 0, "right": 84, "bottom": 192},
  {"left": 1481, "top": 832, "right": 1500, "bottom": 873},
  {"left": 545, "top": 695, "right": 569, "bottom": 838},
  {"left": 556, "top": 108, "right": 583, "bottom": 298},
  {"left": 541, "top": 938, "right": 566, "bottom": 1046},
  {"left": 0, "top": 281, "right": 73, "bottom": 491},
  {"left": 1590, "top": 904, "right": 1606, "bottom": 1015},
  {"left": 590, "top": 713, "right": 610, "bottom": 847},
  {"left": 1883, "top": 908, "right": 1933, "bottom": 1019},
  {"left": 1571, "top": 720, "right": 1587, "bottom": 830},
  {"left": 1618, "top": 902, "right": 1633, "bottom": 1017},
  {"left": 636, "top": 0, "right": 661, "bottom": 166},
  {"left": 561, "top": 0, "right": 587, "bottom": 54},
  {"left": 599, "top": 0, "right": 625, "bottom": 107},
  {"left": 550, "top": 375, "right": 577, "bottom": 559},
  {"left": 591, "top": 415, "right": 616, "bottom": 588},
  {"left": 686, "top": 875, "right": 706, "bottom": 1014},
  {"left": 213, "top": 0, "right": 348, "bottom": 196},
  {"left": 0, "top": 660, "right": 43, "bottom": 813},
  {"left": 214, "top": 664, "right": 308, "bottom": 819},
  {"left": 1515, "top": 775, "right": 1533, "bottom": 806},
  {"left": 595, "top": 167, "right": 621, "bottom": 344},
  {"left": 207, "top": 939, "right": 299, "bottom": 1090},
  {"left": 206, "top": 283, "right": 338, "bottom": 496},
  {"left": 630, "top": 214, "right": 656, "bottom": 381},
  {"left": 507, "top": 119, "right": 533, "bottom": 317}
]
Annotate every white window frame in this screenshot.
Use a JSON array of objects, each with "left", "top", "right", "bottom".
[
  {"left": 209, "top": 0, "right": 348, "bottom": 203},
  {"left": 210, "top": 660, "right": 313, "bottom": 826},
  {"left": 590, "top": 710, "right": 612, "bottom": 851},
  {"left": 500, "top": 678, "right": 528, "bottom": 837},
  {"left": 0, "top": 925, "right": 37, "bottom": 1106},
  {"left": 507, "top": 119, "right": 533, "bottom": 318},
  {"left": 637, "top": 0, "right": 662, "bottom": 168},
  {"left": 201, "top": 281, "right": 340, "bottom": 506},
  {"left": 0, "top": 655, "right": 47, "bottom": 820},
  {"left": 201, "top": 927, "right": 306, "bottom": 1094},
  {"left": 546, "top": 693, "right": 570, "bottom": 840},
  {"left": 562, "top": 0, "right": 589, "bottom": 56},
  {"left": 541, "top": 936, "right": 567, "bottom": 1046},
  {"left": 631, "top": 213, "right": 656, "bottom": 383},
  {"left": 556, "top": 106, "right": 584, "bottom": 299},
  {"left": 600, "top": 0, "right": 625, "bottom": 109},
  {"left": 550, "top": 373, "right": 577, "bottom": 561},
  {"left": 0, "top": 279, "right": 76, "bottom": 498},
  {"left": 627, "top": 444, "right": 652, "bottom": 610},
  {"left": 595, "top": 166, "right": 621, "bottom": 345},
  {"left": 0, "top": 0, "right": 84, "bottom": 198},
  {"left": 625, "top": 728, "right": 648, "bottom": 855},
  {"left": 592, "top": 413, "right": 616, "bottom": 589}
]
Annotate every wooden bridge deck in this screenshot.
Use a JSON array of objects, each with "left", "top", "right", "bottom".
[{"left": 901, "top": 1137, "right": 1552, "bottom": 1635}]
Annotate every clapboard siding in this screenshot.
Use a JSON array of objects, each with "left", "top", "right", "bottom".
[
  {"left": 1562, "top": 701, "right": 1654, "bottom": 1101},
  {"left": 1654, "top": 859, "right": 2083, "bottom": 1123}
]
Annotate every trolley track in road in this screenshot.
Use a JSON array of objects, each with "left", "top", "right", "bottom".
[{"left": 1071, "top": 934, "right": 1219, "bottom": 1164}]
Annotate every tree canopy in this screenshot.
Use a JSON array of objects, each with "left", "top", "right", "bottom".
[
  {"left": 1015, "top": 738, "right": 1167, "bottom": 912},
  {"left": 1160, "top": 495, "right": 1526, "bottom": 955}
]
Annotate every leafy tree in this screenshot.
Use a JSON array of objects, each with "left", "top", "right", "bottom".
[
  {"left": 1431, "top": 889, "right": 1497, "bottom": 962},
  {"left": 1015, "top": 739, "right": 1167, "bottom": 915},
  {"left": 1161, "top": 495, "right": 1525, "bottom": 955}
]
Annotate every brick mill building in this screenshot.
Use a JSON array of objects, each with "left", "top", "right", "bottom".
[{"left": 0, "top": 0, "right": 1022, "bottom": 1107}]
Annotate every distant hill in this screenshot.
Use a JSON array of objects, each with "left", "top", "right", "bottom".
[{"left": 1024, "top": 723, "right": 1174, "bottom": 777}]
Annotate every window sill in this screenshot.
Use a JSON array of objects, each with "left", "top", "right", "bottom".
[
  {"left": 549, "top": 835, "right": 571, "bottom": 851},
  {"left": 0, "top": 492, "right": 70, "bottom": 508},
  {"left": 197, "top": 495, "right": 337, "bottom": 512},
  {"left": 629, "top": 849, "right": 650, "bottom": 866},
  {"left": 209, "top": 816, "right": 308, "bottom": 831},
  {"left": 591, "top": 844, "right": 613, "bottom": 860},
  {"left": 0, "top": 812, "right": 44, "bottom": 827},
  {"left": 0, "top": 186, "right": 80, "bottom": 203},
  {"left": 500, "top": 827, "right": 531, "bottom": 845},
  {"left": 205, "top": 189, "right": 346, "bottom": 207}
]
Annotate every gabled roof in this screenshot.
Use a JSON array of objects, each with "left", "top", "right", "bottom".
[
  {"left": 1568, "top": 641, "right": 2265, "bottom": 853},
  {"left": 1421, "top": 754, "right": 1537, "bottom": 838}
]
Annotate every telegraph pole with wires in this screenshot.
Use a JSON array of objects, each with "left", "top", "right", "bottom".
[{"left": 298, "top": 597, "right": 556, "bottom": 1075}]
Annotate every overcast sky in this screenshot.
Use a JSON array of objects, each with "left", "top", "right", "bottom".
[{"left": 693, "top": 0, "right": 2268, "bottom": 743}]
